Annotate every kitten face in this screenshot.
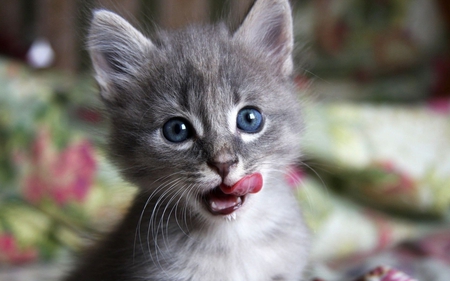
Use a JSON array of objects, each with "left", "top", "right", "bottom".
[{"left": 88, "top": 0, "right": 302, "bottom": 220}]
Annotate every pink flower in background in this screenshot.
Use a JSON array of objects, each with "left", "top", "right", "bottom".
[
  {"left": 418, "top": 231, "right": 450, "bottom": 265},
  {"left": 23, "top": 174, "right": 46, "bottom": 204},
  {"left": 22, "top": 129, "right": 97, "bottom": 206},
  {"left": 427, "top": 97, "right": 450, "bottom": 115},
  {"left": 365, "top": 210, "right": 393, "bottom": 251},
  {"left": 0, "top": 233, "right": 38, "bottom": 264},
  {"left": 376, "top": 161, "right": 415, "bottom": 195},
  {"left": 50, "top": 140, "right": 96, "bottom": 203},
  {"left": 294, "top": 75, "right": 311, "bottom": 90},
  {"left": 285, "top": 166, "right": 306, "bottom": 189},
  {"left": 354, "top": 266, "right": 417, "bottom": 281},
  {"left": 382, "top": 172, "right": 415, "bottom": 196}
]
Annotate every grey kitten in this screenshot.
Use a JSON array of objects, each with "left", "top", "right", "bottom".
[{"left": 64, "top": 0, "right": 309, "bottom": 280}]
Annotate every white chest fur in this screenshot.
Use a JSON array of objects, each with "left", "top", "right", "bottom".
[{"left": 145, "top": 183, "right": 309, "bottom": 281}]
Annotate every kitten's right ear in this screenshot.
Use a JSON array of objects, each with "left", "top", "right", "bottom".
[
  {"left": 87, "top": 10, "right": 154, "bottom": 101},
  {"left": 233, "top": 0, "right": 294, "bottom": 76}
]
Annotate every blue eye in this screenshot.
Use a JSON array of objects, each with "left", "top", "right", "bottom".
[
  {"left": 163, "top": 118, "right": 192, "bottom": 143},
  {"left": 237, "top": 107, "right": 263, "bottom": 133}
]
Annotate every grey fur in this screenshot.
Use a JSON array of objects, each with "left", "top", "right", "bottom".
[{"left": 64, "top": 0, "right": 309, "bottom": 280}]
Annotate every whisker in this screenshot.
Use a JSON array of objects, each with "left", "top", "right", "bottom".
[
  {"left": 133, "top": 172, "right": 190, "bottom": 269},
  {"left": 149, "top": 177, "right": 185, "bottom": 269}
]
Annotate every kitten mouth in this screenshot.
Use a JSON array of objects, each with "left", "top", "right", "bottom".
[{"left": 203, "top": 173, "right": 263, "bottom": 216}]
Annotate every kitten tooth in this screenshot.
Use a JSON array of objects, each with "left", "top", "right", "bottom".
[
  {"left": 224, "top": 213, "right": 234, "bottom": 221},
  {"left": 224, "top": 213, "right": 237, "bottom": 221},
  {"left": 211, "top": 201, "right": 218, "bottom": 210}
]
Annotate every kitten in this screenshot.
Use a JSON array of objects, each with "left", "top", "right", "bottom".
[{"left": 64, "top": 0, "right": 309, "bottom": 280}]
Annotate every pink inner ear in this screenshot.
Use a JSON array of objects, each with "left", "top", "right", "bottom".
[{"left": 220, "top": 173, "right": 263, "bottom": 196}]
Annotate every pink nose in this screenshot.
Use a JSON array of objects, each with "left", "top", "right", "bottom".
[{"left": 208, "top": 160, "right": 237, "bottom": 179}]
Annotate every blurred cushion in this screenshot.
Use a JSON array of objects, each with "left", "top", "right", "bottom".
[{"left": 302, "top": 101, "right": 450, "bottom": 217}]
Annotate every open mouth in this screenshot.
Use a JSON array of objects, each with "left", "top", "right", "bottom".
[{"left": 202, "top": 173, "right": 263, "bottom": 216}]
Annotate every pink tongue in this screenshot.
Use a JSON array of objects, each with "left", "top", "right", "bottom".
[
  {"left": 206, "top": 173, "right": 263, "bottom": 215},
  {"left": 220, "top": 173, "right": 263, "bottom": 196}
]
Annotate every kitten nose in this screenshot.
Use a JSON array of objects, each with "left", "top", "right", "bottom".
[{"left": 208, "top": 159, "right": 238, "bottom": 179}]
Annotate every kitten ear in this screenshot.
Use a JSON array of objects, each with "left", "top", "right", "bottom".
[
  {"left": 233, "top": 0, "right": 294, "bottom": 76},
  {"left": 87, "top": 10, "right": 154, "bottom": 100}
]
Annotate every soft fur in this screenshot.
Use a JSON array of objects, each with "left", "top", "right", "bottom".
[{"left": 64, "top": 0, "right": 309, "bottom": 280}]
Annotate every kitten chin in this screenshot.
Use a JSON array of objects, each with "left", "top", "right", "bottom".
[{"left": 64, "top": 0, "right": 310, "bottom": 280}]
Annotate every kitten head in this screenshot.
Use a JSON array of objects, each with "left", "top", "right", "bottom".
[{"left": 87, "top": 0, "right": 302, "bottom": 220}]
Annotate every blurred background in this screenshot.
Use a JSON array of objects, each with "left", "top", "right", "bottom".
[
  {"left": 0, "top": 0, "right": 450, "bottom": 280},
  {"left": 0, "top": 0, "right": 259, "bottom": 73}
]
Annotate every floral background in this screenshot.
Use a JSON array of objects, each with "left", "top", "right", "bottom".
[
  {"left": 1, "top": 0, "right": 450, "bottom": 280},
  {"left": 1, "top": 56, "right": 449, "bottom": 281},
  {"left": 0, "top": 59, "right": 136, "bottom": 272}
]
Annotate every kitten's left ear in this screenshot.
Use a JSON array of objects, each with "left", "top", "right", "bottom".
[{"left": 233, "top": 0, "right": 294, "bottom": 76}]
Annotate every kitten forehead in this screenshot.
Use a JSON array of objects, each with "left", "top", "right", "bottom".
[{"left": 143, "top": 27, "right": 266, "bottom": 121}]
